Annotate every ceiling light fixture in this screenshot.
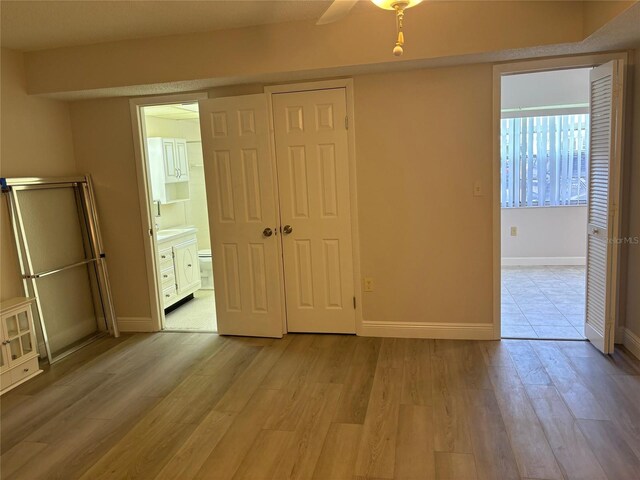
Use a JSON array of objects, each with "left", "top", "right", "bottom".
[{"left": 371, "top": 0, "right": 423, "bottom": 56}]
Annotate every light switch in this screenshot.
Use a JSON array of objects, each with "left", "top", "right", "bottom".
[{"left": 510, "top": 226, "right": 518, "bottom": 236}]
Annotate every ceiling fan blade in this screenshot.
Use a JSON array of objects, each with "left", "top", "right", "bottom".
[{"left": 316, "top": 0, "right": 359, "bottom": 25}]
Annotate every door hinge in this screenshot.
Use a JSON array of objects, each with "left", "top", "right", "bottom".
[
  {"left": 610, "top": 203, "right": 618, "bottom": 216},
  {"left": 353, "top": 296, "right": 356, "bottom": 309},
  {"left": 345, "top": 115, "right": 349, "bottom": 130}
]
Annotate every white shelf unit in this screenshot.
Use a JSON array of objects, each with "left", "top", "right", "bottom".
[
  {"left": 1, "top": 297, "right": 43, "bottom": 395},
  {"left": 147, "top": 137, "right": 191, "bottom": 204}
]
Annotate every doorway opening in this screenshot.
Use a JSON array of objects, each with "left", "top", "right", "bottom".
[
  {"left": 500, "top": 68, "right": 591, "bottom": 340},
  {"left": 494, "top": 55, "right": 626, "bottom": 353},
  {"left": 140, "top": 102, "right": 216, "bottom": 332}
]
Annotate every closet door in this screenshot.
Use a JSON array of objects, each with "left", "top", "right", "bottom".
[
  {"left": 199, "top": 94, "right": 284, "bottom": 337},
  {"left": 272, "top": 88, "right": 356, "bottom": 333},
  {"left": 584, "top": 60, "right": 624, "bottom": 354}
]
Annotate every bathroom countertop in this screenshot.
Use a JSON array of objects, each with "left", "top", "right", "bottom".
[{"left": 156, "top": 226, "right": 197, "bottom": 243}]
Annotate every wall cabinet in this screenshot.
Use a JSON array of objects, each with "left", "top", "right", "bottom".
[
  {"left": 1, "top": 298, "right": 43, "bottom": 395},
  {"left": 158, "top": 231, "right": 201, "bottom": 309},
  {"left": 147, "top": 137, "right": 190, "bottom": 204}
]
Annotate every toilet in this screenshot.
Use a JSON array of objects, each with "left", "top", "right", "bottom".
[{"left": 198, "top": 249, "right": 214, "bottom": 290}]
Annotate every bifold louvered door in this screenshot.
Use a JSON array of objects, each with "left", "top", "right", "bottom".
[
  {"left": 199, "top": 95, "right": 284, "bottom": 337},
  {"left": 585, "top": 60, "right": 624, "bottom": 354}
]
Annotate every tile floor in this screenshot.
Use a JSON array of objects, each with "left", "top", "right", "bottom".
[
  {"left": 502, "top": 265, "right": 585, "bottom": 339},
  {"left": 164, "top": 289, "right": 217, "bottom": 332}
]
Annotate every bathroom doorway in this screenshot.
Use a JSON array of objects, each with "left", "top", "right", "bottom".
[{"left": 132, "top": 94, "right": 217, "bottom": 332}]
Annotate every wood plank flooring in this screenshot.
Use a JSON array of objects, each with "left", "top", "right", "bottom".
[{"left": 1, "top": 333, "right": 640, "bottom": 480}]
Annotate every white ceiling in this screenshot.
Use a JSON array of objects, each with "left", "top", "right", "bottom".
[
  {"left": 144, "top": 103, "right": 200, "bottom": 120},
  {"left": 0, "top": 0, "right": 363, "bottom": 52}
]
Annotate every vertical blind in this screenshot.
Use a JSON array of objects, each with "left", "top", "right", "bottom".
[{"left": 500, "top": 114, "right": 589, "bottom": 208}]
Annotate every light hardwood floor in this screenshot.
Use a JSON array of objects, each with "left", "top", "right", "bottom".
[{"left": 1, "top": 333, "right": 640, "bottom": 480}]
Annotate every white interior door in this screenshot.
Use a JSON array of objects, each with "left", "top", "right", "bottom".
[
  {"left": 199, "top": 94, "right": 283, "bottom": 337},
  {"left": 585, "top": 60, "right": 624, "bottom": 354},
  {"left": 272, "top": 88, "right": 356, "bottom": 333}
]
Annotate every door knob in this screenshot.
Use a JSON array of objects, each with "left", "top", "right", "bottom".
[
  {"left": 283, "top": 225, "right": 293, "bottom": 235},
  {"left": 263, "top": 228, "right": 273, "bottom": 237}
]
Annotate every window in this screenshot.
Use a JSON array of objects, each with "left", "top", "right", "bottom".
[{"left": 500, "top": 114, "right": 589, "bottom": 207}]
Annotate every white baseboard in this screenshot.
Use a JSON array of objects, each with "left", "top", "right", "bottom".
[
  {"left": 358, "top": 321, "right": 495, "bottom": 340},
  {"left": 117, "top": 317, "right": 156, "bottom": 333},
  {"left": 502, "top": 256, "right": 586, "bottom": 266},
  {"left": 623, "top": 328, "right": 640, "bottom": 360}
]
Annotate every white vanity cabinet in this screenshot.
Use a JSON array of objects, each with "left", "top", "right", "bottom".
[
  {"left": 1, "top": 297, "right": 43, "bottom": 395},
  {"left": 174, "top": 239, "right": 201, "bottom": 295},
  {"left": 147, "top": 137, "right": 190, "bottom": 204},
  {"left": 157, "top": 229, "right": 201, "bottom": 309}
]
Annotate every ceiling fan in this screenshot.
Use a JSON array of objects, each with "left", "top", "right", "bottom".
[{"left": 316, "top": 0, "right": 424, "bottom": 56}]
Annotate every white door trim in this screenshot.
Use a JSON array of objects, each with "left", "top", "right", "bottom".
[
  {"left": 492, "top": 52, "right": 628, "bottom": 340},
  {"left": 129, "top": 92, "right": 208, "bottom": 332},
  {"left": 264, "top": 79, "right": 363, "bottom": 335}
]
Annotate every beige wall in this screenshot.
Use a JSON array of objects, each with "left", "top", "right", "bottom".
[
  {"left": 582, "top": 0, "right": 636, "bottom": 37},
  {"left": 69, "top": 97, "right": 151, "bottom": 319},
  {"left": 0, "top": 48, "right": 77, "bottom": 302},
  {"left": 624, "top": 47, "right": 640, "bottom": 337},
  {"left": 355, "top": 66, "right": 494, "bottom": 324},
  {"left": 69, "top": 57, "right": 640, "bottom": 329},
  {"left": 69, "top": 66, "right": 495, "bottom": 325}
]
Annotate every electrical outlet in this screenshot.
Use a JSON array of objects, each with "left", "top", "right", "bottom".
[
  {"left": 510, "top": 226, "right": 518, "bottom": 236},
  {"left": 473, "top": 180, "right": 483, "bottom": 196},
  {"left": 363, "top": 277, "right": 374, "bottom": 292}
]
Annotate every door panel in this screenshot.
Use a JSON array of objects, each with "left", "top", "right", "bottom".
[
  {"left": 273, "top": 88, "right": 355, "bottom": 333},
  {"left": 162, "top": 139, "right": 178, "bottom": 182},
  {"left": 585, "top": 60, "right": 623, "bottom": 354},
  {"left": 199, "top": 94, "right": 283, "bottom": 337},
  {"left": 175, "top": 139, "right": 189, "bottom": 181}
]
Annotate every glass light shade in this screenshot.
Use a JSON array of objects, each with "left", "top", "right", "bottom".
[{"left": 370, "top": 0, "right": 423, "bottom": 10}]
